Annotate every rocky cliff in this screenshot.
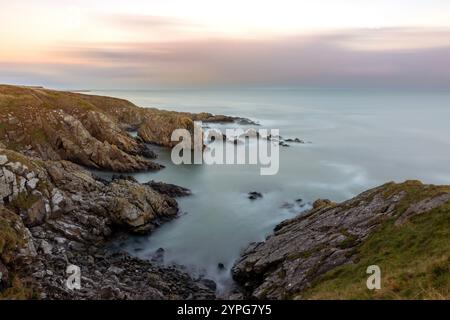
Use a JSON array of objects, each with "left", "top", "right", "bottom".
[
  {"left": 0, "top": 85, "right": 237, "bottom": 172},
  {"left": 0, "top": 148, "right": 215, "bottom": 299},
  {"left": 232, "top": 181, "right": 450, "bottom": 299}
]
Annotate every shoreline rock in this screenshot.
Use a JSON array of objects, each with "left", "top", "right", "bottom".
[
  {"left": 232, "top": 181, "right": 450, "bottom": 299},
  {"left": 0, "top": 149, "right": 215, "bottom": 299},
  {"left": 146, "top": 181, "right": 192, "bottom": 198}
]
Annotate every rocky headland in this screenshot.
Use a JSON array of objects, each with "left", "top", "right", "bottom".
[
  {"left": 0, "top": 85, "right": 240, "bottom": 172},
  {"left": 232, "top": 181, "right": 449, "bottom": 299}
]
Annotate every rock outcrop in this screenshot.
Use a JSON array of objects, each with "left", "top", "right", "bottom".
[
  {"left": 232, "top": 181, "right": 450, "bottom": 299},
  {"left": 145, "top": 181, "right": 192, "bottom": 198},
  {"left": 0, "top": 149, "right": 214, "bottom": 299},
  {"left": 0, "top": 85, "right": 238, "bottom": 172}
]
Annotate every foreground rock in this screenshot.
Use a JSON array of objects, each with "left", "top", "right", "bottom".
[
  {"left": 0, "top": 149, "right": 215, "bottom": 299},
  {"left": 232, "top": 181, "right": 450, "bottom": 299}
]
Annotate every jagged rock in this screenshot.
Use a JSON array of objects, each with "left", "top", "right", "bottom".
[
  {"left": 138, "top": 114, "right": 201, "bottom": 149},
  {"left": 26, "top": 177, "right": 39, "bottom": 190},
  {"left": 0, "top": 149, "right": 216, "bottom": 300},
  {"left": 312, "top": 198, "right": 336, "bottom": 209},
  {"left": 107, "top": 179, "right": 179, "bottom": 233},
  {"left": 146, "top": 181, "right": 192, "bottom": 197},
  {"left": 25, "top": 197, "right": 47, "bottom": 226},
  {"left": 39, "top": 240, "right": 53, "bottom": 255}
]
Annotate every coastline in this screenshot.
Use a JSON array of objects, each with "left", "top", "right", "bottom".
[{"left": 0, "top": 85, "right": 448, "bottom": 300}]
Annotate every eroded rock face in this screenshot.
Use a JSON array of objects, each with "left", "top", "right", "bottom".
[
  {"left": 232, "top": 181, "right": 450, "bottom": 299},
  {"left": 138, "top": 114, "right": 195, "bottom": 147},
  {"left": 50, "top": 112, "right": 161, "bottom": 172},
  {"left": 0, "top": 150, "right": 176, "bottom": 234},
  {"left": 0, "top": 149, "right": 214, "bottom": 299}
]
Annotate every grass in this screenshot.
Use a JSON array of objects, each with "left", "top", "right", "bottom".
[
  {"left": 0, "top": 207, "right": 26, "bottom": 264},
  {"left": 0, "top": 274, "right": 36, "bottom": 300},
  {"left": 0, "top": 207, "right": 37, "bottom": 300},
  {"left": 300, "top": 190, "right": 450, "bottom": 300},
  {"left": 9, "top": 192, "right": 40, "bottom": 212},
  {"left": 0, "top": 123, "right": 6, "bottom": 137},
  {"left": 30, "top": 128, "right": 48, "bottom": 144}
]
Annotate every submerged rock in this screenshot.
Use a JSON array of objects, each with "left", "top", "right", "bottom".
[
  {"left": 151, "top": 248, "right": 165, "bottom": 264},
  {"left": 285, "top": 138, "right": 305, "bottom": 144},
  {"left": 248, "top": 192, "right": 263, "bottom": 200}
]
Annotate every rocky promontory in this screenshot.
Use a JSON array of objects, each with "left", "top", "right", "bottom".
[
  {"left": 232, "top": 181, "right": 450, "bottom": 299},
  {"left": 0, "top": 85, "right": 237, "bottom": 172}
]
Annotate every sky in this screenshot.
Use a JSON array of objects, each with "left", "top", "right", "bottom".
[{"left": 1, "top": 0, "right": 450, "bottom": 89}]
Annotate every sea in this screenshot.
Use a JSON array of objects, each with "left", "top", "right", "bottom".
[{"left": 88, "top": 87, "right": 450, "bottom": 293}]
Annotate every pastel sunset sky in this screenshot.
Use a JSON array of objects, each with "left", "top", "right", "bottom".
[{"left": 1, "top": 0, "right": 450, "bottom": 88}]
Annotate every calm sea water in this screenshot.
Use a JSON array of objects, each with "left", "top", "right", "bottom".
[{"left": 90, "top": 87, "right": 450, "bottom": 293}]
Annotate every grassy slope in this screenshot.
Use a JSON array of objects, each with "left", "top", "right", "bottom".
[{"left": 301, "top": 181, "right": 450, "bottom": 299}]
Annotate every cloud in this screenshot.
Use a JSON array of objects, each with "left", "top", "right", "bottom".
[
  {"left": 1, "top": 27, "right": 450, "bottom": 88},
  {"left": 102, "top": 14, "right": 200, "bottom": 31}
]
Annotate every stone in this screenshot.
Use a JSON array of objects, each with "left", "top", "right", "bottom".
[
  {"left": 40, "top": 240, "right": 53, "bottom": 255},
  {"left": 26, "top": 177, "right": 39, "bottom": 190},
  {"left": 55, "top": 237, "right": 66, "bottom": 245},
  {"left": 146, "top": 181, "right": 191, "bottom": 197},
  {"left": 26, "top": 172, "right": 36, "bottom": 180},
  {"left": 151, "top": 248, "right": 165, "bottom": 264},
  {"left": 2, "top": 168, "right": 15, "bottom": 184},
  {"left": 312, "top": 198, "right": 335, "bottom": 209},
  {"left": 25, "top": 197, "right": 47, "bottom": 226},
  {"left": 107, "top": 266, "right": 124, "bottom": 275},
  {"left": 0, "top": 155, "right": 8, "bottom": 165},
  {"left": 248, "top": 192, "right": 263, "bottom": 200},
  {"left": 5, "top": 161, "right": 23, "bottom": 173}
]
